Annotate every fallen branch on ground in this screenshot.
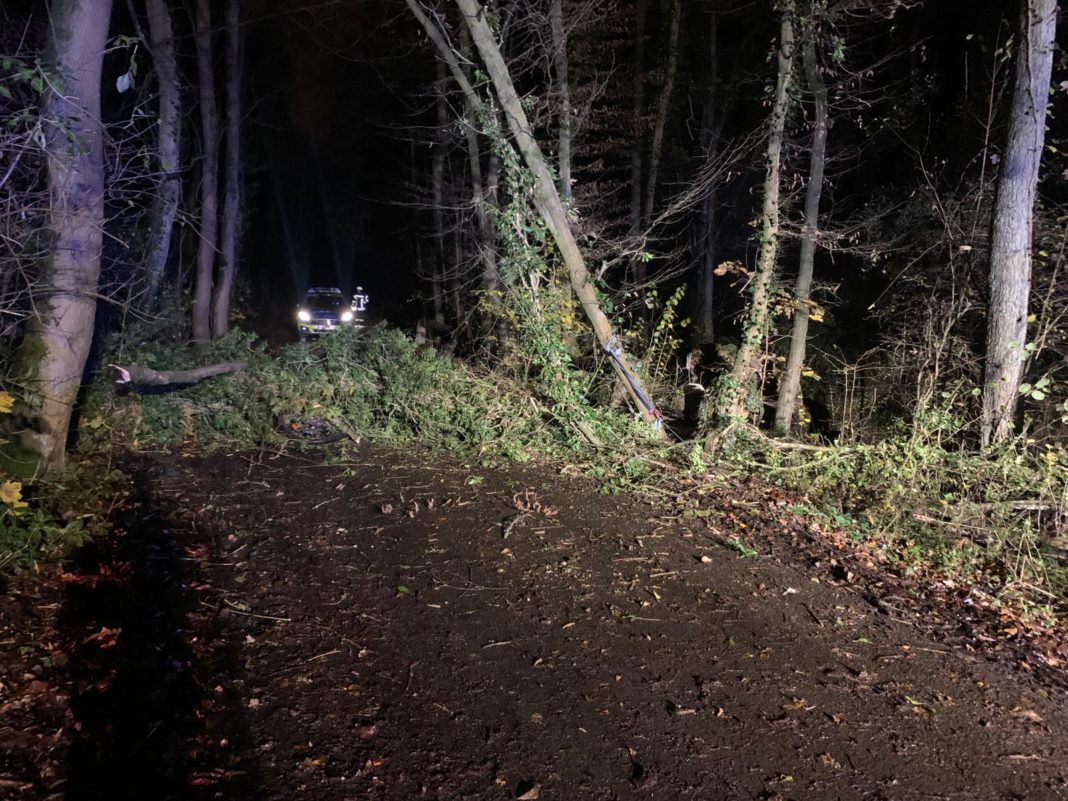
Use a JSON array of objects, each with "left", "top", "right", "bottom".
[{"left": 107, "top": 361, "right": 244, "bottom": 389}]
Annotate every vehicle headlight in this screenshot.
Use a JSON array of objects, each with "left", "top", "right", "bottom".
[
  {"left": 341, "top": 310, "right": 354, "bottom": 322},
  {"left": 297, "top": 309, "right": 311, "bottom": 322}
]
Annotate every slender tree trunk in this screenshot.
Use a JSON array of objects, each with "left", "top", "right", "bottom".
[
  {"left": 550, "top": 0, "right": 572, "bottom": 203},
  {"left": 775, "top": 28, "right": 828, "bottom": 434},
  {"left": 641, "top": 0, "right": 680, "bottom": 229},
  {"left": 431, "top": 61, "right": 448, "bottom": 327},
  {"left": 192, "top": 0, "right": 219, "bottom": 342},
  {"left": 212, "top": 0, "right": 241, "bottom": 338},
  {"left": 695, "top": 11, "right": 721, "bottom": 347},
  {"left": 628, "top": 0, "right": 646, "bottom": 237},
  {"left": 15, "top": 0, "right": 112, "bottom": 472},
  {"left": 455, "top": 0, "right": 656, "bottom": 420},
  {"left": 980, "top": 0, "right": 1056, "bottom": 446},
  {"left": 143, "top": 0, "right": 180, "bottom": 307},
  {"left": 711, "top": 0, "right": 795, "bottom": 435},
  {"left": 458, "top": 25, "right": 504, "bottom": 332},
  {"left": 696, "top": 191, "right": 717, "bottom": 346}
]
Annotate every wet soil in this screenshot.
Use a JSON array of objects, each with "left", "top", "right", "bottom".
[{"left": 3, "top": 444, "right": 1068, "bottom": 800}]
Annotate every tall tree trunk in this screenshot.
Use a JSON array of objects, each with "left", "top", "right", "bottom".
[
  {"left": 458, "top": 24, "right": 504, "bottom": 333},
  {"left": 980, "top": 0, "right": 1056, "bottom": 446},
  {"left": 192, "top": 0, "right": 219, "bottom": 342},
  {"left": 628, "top": 0, "right": 646, "bottom": 237},
  {"left": 711, "top": 0, "right": 795, "bottom": 435},
  {"left": 641, "top": 0, "right": 680, "bottom": 229},
  {"left": 455, "top": 0, "right": 656, "bottom": 420},
  {"left": 16, "top": 0, "right": 112, "bottom": 472},
  {"left": 694, "top": 10, "right": 721, "bottom": 347},
  {"left": 775, "top": 26, "right": 828, "bottom": 434},
  {"left": 212, "top": 0, "right": 241, "bottom": 338},
  {"left": 550, "top": 0, "right": 572, "bottom": 203},
  {"left": 143, "top": 0, "right": 180, "bottom": 307},
  {"left": 431, "top": 61, "right": 448, "bottom": 328}
]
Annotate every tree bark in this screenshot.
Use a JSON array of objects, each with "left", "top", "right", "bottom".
[
  {"left": 457, "top": 23, "right": 504, "bottom": 332},
  {"left": 628, "top": 0, "right": 646, "bottom": 237},
  {"left": 431, "top": 60, "right": 448, "bottom": 328},
  {"left": 695, "top": 10, "right": 722, "bottom": 347},
  {"left": 550, "top": 0, "right": 572, "bottom": 203},
  {"left": 641, "top": 0, "right": 680, "bottom": 230},
  {"left": 980, "top": 0, "right": 1056, "bottom": 446},
  {"left": 16, "top": 0, "right": 112, "bottom": 472},
  {"left": 192, "top": 0, "right": 219, "bottom": 343},
  {"left": 108, "top": 361, "right": 243, "bottom": 389},
  {"left": 711, "top": 0, "right": 795, "bottom": 435},
  {"left": 143, "top": 0, "right": 181, "bottom": 307},
  {"left": 455, "top": 0, "right": 655, "bottom": 420},
  {"left": 775, "top": 27, "right": 828, "bottom": 434},
  {"left": 212, "top": 0, "right": 241, "bottom": 338}
]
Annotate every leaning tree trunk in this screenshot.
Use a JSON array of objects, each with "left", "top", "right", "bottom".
[
  {"left": 980, "top": 0, "right": 1057, "bottom": 446},
  {"left": 455, "top": 0, "right": 656, "bottom": 419},
  {"left": 17, "top": 0, "right": 113, "bottom": 472},
  {"left": 143, "top": 0, "right": 181, "bottom": 307},
  {"left": 192, "top": 0, "right": 219, "bottom": 343},
  {"left": 212, "top": 0, "right": 241, "bottom": 338},
  {"left": 641, "top": 0, "right": 680, "bottom": 231},
  {"left": 710, "top": 0, "right": 795, "bottom": 435},
  {"left": 775, "top": 27, "right": 828, "bottom": 435},
  {"left": 550, "top": 0, "right": 572, "bottom": 203}
]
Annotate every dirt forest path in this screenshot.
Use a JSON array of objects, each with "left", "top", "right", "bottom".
[{"left": 37, "top": 446, "right": 1068, "bottom": 800}]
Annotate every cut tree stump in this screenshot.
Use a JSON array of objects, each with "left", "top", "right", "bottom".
[{"left": 107, "top": 361, "right": 244, "bottom": 389}]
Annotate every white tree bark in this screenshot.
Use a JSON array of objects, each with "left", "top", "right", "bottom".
[
  {"left": 143, "top": 0, "right": 181, "bottom": 307},
  {"left": 17, "top": 0, "right": 113, "bottom": 472},
  {"left": 980, "top": 0, "right": 1057, "bottom": 446},
  {"left": 775, "top": 29, "right": 828, "bottom": 434}
]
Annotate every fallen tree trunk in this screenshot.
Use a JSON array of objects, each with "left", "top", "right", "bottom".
[{"left": 107, "top": 362, "right": 244, "bottom": 389}]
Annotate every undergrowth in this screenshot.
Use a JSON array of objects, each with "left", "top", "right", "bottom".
[
  {"left": 735, "top": 401, "right": 1068, "bottom": 619},
  {"left": 80, "top": 325, "right": 645, "bottom": 464},
  {"left": 0, "top": 388, "right": 118, "bottom": 568}
]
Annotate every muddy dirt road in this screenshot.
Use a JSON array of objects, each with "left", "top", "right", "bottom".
[{"left": 5, "top": 445, "right": 1068, "bottom": 800}]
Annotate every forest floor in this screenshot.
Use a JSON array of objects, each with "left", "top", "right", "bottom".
[{"left": 2, "top": 443, "right": 1068, "bottom": 800}]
